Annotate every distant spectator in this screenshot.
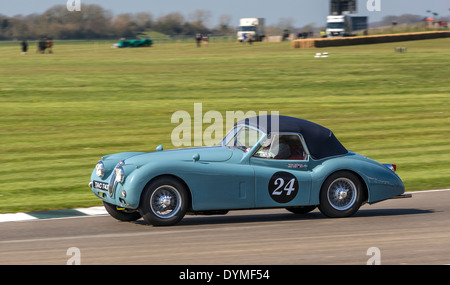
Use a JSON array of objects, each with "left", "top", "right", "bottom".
[
  {"left": 202, "top": 34, "right": 209, "bottom": 47},
  {"left": 195, "top": 33, "right": 202, "bottom": 47},
  {"left": 37, "top": 37, "right": 46, "bottom": 54},
  {"left": 46, "top": 38, "right": 53, "bottom": 54},
  {"left": 21, "top": 39, "right": 28, "bottom": 55}
]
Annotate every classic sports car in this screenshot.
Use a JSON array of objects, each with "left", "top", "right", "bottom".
[{"left": 89, "top": 115, "right": 407, "bottom": 226}]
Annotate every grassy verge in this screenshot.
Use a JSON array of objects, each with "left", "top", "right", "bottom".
[{"left": 0, "top": 38, "right": 449, "bottom": 213}]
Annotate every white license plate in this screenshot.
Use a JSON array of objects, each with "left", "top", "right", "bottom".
[{"left": 93, "top": 180, "right": 109, "bottom": 191}]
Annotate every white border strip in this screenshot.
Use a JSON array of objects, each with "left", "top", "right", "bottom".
[
  {"left": 74, "top": 206, "right": 108, "bottom": 216},
  {"left": 0, "top": 213, "right": 38, "bottom": 223},
  {"left": 0, "top": 206, "right": 107, "bottom": 223}
]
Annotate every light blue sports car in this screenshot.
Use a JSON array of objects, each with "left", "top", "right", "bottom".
[{"left": 89, "top": 115, "right": 407, "bottom": 226}]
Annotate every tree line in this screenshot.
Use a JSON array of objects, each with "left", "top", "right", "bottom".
[
  {"left": 1, "top": 3, "right": 444, "bottom": 41},
  {"left": 0, "top": 4, "right": 234, "bottom": 40}
]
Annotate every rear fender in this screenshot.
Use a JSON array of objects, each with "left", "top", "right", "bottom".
[{"left": 309, "top": 155, "right": 404, "bottom": 205}]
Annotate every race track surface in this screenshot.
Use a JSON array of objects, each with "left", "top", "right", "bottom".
[{"left": 1, "top": 190, "right": 449, "bottom": 265}]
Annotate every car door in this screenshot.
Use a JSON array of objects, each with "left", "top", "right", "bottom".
[
  {"left": 250, "top": 133, "right": 312, "bottom": 208},
  {"left": 182, "top": 161, "right": 257, "bottom": 211},
  {"left": 185, "top": 126, "right": 261, "bottom": 211}
]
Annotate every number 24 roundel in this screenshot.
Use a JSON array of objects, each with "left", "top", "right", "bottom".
[{"left": 268, "top": 172, "right": 299, "bottom": 203}]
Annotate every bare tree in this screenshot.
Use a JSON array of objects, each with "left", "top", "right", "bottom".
[
  {"left": 154, "top": 12, "right": 186, "bottom": 35},
  {"left": 112, "top": 13, "right": 137, "bottom": 38},
  {"left": 134, "top": 12, "right": 154, "bottom": 31},
  {"left": 216, "top": 14, "right": 234, "bottom": 35},
  {"left": 277, "top": 17, "right": 296, "bottom": 32},
  {"left": 189, "top": 9, "right": 212, "bottom": 28}
]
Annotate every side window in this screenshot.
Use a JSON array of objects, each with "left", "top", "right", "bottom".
[{"left": 253, "top": 134, "right": 307, "bottom": 160}]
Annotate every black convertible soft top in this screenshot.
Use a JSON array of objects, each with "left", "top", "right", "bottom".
[{"left": 236, "top": 115, "right": 348, "bottom": 160}]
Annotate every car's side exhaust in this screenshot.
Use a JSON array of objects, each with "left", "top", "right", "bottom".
[{"left": 389, "top": 193, "right": 412, "bottom": 199}]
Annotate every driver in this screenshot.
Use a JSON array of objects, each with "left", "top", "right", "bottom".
[{"left": 272, "top": 142, "right": 291, "bottom": 159}]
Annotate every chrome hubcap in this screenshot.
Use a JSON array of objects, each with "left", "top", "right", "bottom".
[
  {"left": 337, "top": 189, "right": 348, "bottom": 200},
  {"left": 150, "top": 185, "right": 181, "bottom": 219},
  {"left": 160, "top": 196, "right": 172, "bottom": 207},
  {"left": 327, "top": 178, "right": 357, "bottom": 211}
]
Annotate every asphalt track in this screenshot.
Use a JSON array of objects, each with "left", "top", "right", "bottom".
[{"left": 1, "top": 190, "right": 450, "bottom": 265}]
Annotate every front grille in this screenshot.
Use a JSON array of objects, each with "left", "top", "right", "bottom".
[{"left": 108, "top": 170, "right": 117, "bottom": 197}]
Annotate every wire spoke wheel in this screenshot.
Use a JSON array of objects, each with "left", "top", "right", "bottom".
[
  {"left": 140, "top": 177, "right": 189, "bottom": 226},
  {"left": 327, "top": 178, "right": 357, "bottom": 211},
  {"left": 319, "top": 171, "right": 365, "bottom": 218},
  {"left": 150, "top": 185, "right": 182, "bottom": 219}
]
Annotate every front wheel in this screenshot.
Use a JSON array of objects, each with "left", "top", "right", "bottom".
[
  {"left": 318, "top": 171, "right": 365, "bottom": 218},
  {"left": 139, "top": 177, "right": 189, "bottom": 226}
]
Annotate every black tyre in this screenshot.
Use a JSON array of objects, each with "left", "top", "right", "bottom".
[
  {"left": 139, "top": 177, "right": 189, "bottom": 226},
  {"left": 318, "top": 171, "right": 365, "bottom": 218},
  {"left": 103, "top": 201, "right": 142, "bottom": 222},
  {"left": 286, "top": 205, "right": 316, "bottom": 214}
]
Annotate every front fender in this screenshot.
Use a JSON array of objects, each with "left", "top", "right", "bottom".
[{"left": 118, "top": 160, "right": 192, "bottom": 209}]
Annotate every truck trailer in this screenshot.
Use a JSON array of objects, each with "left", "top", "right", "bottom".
[
  {"left": 326, "top": 15, "right": 368, "bottom": 37},
  {"left": 237, "top": 18, "right": 265, "bottom": 42}
]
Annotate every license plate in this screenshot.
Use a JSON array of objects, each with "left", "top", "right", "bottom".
[{"left": 93, "top": 180, "right": 109, "bottom": 191}]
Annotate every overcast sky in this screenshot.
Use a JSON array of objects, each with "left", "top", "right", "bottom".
[{"left": 1, "top": 0, "right": 449, "bottom": 26}]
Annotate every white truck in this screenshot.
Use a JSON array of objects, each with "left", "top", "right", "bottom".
[
  {"left": 326, "top": 15, "right": 368, "bottom": 37},
  {"left": 237, "top": 18, "right": 265, "bottom": 42}
]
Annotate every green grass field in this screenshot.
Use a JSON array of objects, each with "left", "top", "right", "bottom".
[{"left": 0, "top": 38, "right": 449, "bottom": 213}]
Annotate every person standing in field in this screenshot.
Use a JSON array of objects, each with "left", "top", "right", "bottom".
[
  {"left": 21, "top": 39, "right": 28, "bottom": 55},
  {"left": 37, "top": 37, "right": 46, "bottom": 53},
  {"left": 46, "top": 38, "right": 53, "bottom": 54},
  {"left": 202, "top": 34, "right": 209, "bottom": 47},
  {"left": 195, "top": 33, "right": 202, "bottom": 47}
]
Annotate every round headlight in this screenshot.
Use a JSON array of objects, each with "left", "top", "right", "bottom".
[
  {"left": 96, "top": 161, "right": 105, "bottom": 178},
  {"left": 115, "top": 166, "right": 125, "bottom": 183}
]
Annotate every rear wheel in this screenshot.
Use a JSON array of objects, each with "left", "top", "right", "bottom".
[
  {"left": 103, "top": 201, "right": 142, "bottom": 222},
  {"left": 318, "top": 171, "right": 365, "bottom": 218},
  {"left": 139, "top": 177, "right": 189, "bottom": 226}
]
